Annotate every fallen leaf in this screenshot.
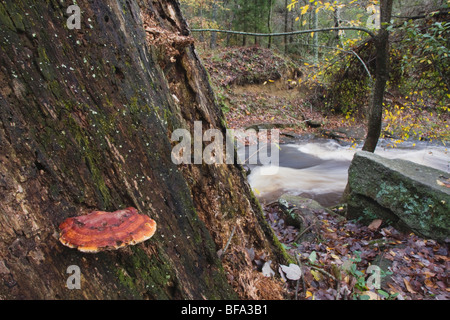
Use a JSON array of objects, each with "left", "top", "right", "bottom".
[
  {"left": 331, "top": 253, "right": 341, "bottom": 261},
  {"left": 308, "top": 251, "right": 317, "bottom": 264},
  {"left": 262, "top": 260, "right": 275, "bottom": 278},
  {"left": 436, "top": 179, "right": 450, "bottom": 188},
  {"left": 435, "top": 255, "right": 449, "bottom": 261},
  {"left": 424, "top": 278, "right": 436, "bottom": 288},
  {"left": 280, "top": 264, "right": 302, "bottom": 280},
  {"left": 403, "top": 278, "right": 417, "bottom": 294},
  {"left": 331, "top": 264, "right": 342, "bottom": 280},
  {"left": 368, "top": 219, "right": 383, "bottom": 231},
  {"left": 361, "top": 291, "right": 380, "bottom": 300},
  {"left": 311, "top": 269, "right": 323, "bottom": 281}
]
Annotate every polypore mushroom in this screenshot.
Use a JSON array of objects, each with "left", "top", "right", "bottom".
[{"left": 58, "top": 207, "right": 157, "bottom": 253}]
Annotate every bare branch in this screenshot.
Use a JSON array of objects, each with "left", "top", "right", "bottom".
[{"left": 191, "top": 26, "right": 376, "bottom": 39}]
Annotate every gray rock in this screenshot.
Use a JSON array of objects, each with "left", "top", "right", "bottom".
[
  {"left": 278, "top": 194, "right": 344, "bottom": 242},
  {"left": 347, "top": 151, "right": 450, "bottom": 242}
]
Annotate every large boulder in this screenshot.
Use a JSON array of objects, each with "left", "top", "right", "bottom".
[{"left": 347, "top": 151, "right": 450, "bottom": 242}]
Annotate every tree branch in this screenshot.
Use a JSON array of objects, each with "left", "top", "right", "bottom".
[
  {"left": 191, "top": 26, "right": 376, "bottom": 39},
  {"left": 392, "top": 8, "right": 450, "bottom": 21}
]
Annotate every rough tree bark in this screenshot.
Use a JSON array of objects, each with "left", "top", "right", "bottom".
[{"left": 0, "top": 0, "right": 287, "bottom": 299}]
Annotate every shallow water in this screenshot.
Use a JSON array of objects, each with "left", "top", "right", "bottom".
[{"left": 242, "top": 139, "right": 449, "bottom": 207}]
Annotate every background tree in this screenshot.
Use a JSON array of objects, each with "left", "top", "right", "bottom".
[{"left": 362, "top": 0, "right": 394, "bottom": 152}]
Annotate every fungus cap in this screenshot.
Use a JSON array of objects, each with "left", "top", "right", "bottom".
[{"left": 59, "top": 207, "right": 157, "bottom": 253}]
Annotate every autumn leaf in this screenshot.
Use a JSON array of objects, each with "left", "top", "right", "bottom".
[
  {"left": 310, "top": 269, "right": 323, "bottom": 281},
  {"left": 331, "top": 253, "right": 341, "bottom": 261},
  {"left": 280, "top": 264, "right": 302, "bottom": 280},
  {"left": 361, "top": 291, "right": 380, "bottom": 300},
  {"left": 300, "top": 5, "right": 309, "bottom": 15},
  {"left": 262, "top": 261, "right": 275, "bottom": 277},
  {"left": 436, "top": 179, "right": 450, "bottom": 188},
  {"left": 368, "top": 219, "right": 383, "bottom": 231},
  {"left": 403, "top": 278, "right": 417, "bottom": 294},
  {"left": 424, "top": 278, "right": 436, "bottom": 288}
]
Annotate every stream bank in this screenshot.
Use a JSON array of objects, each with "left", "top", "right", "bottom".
[
  {"left": 200, "top": 45, "right": 449, "bottom": 299},
  {"left": 243, "top": 137, "right": 449, "bottom": 208}
]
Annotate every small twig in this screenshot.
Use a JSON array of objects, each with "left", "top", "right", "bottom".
[
  {"left": 294, "top": 253, "right": 304, "bottom": 300},
  {"left": 310, "top": 266, "right": 337, "bottom": 282},
  {"left": 221, "top": 225, "right": 236, "bottom": 258},
  {"left": 294, "top": 224, "right": 314, "bottom": 242},
  {"left": 335, "top": 278, "right": 341, "bottom": 300},
  {"left": 264, "top": 201, "right": 280, "bottom": 208}
]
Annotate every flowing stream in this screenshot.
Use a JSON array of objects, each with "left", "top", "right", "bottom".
[{"left": 241, "top": 138, "right": 449, "bottom": 207}]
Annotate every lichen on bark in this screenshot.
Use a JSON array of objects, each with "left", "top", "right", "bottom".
[{"left": 0, "top": 0, "right": 287, "bottom": 300}]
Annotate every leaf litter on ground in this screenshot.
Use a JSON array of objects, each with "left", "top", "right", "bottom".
[
  {"left": 199, "top": 45, "right": 449, "bottom": 300},
  {"left": 263, "top": 202, "right": 449, "bottom": 300}
]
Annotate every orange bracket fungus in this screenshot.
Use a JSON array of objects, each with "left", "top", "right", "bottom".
[{"left": 58, "top": 207, "right": 157, "bottom": 253}]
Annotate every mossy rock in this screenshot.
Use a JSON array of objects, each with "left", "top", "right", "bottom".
[
  {"left": 347, "top": 151, "right": 450, "bottom": 243},
  {"left": 278, "top": 194, "right": 343, "bottom": 242}
]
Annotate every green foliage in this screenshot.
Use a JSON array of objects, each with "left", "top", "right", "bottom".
[
  {"left": 179, "top": 0, "right": 223, "bottom": 29},
  {"left": 343, "top": 251, "right": 396, "bottom": 300},
  {"left": 233, "top": 0, "right": 271, "bottom": 34},
  {"left": 392, "top": 20, "right": 450, "bottom": 105},
  {"left": 307, "top": 38, "right": 375, "bottom": 116}
]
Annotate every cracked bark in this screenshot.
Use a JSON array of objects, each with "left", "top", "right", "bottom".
[{"left": 0, "top": 0, "right": 286, "bottom": 299}]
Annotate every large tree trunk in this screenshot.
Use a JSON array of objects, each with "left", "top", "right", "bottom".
[{"left": 0, "top": 0, "right": 286, "bottom": 300}]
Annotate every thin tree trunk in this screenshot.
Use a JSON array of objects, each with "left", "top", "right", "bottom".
[
  {"left": 313, "top": 8, "right": 319, "bottom": 64},
  {"left": 210, "top": 0, "right": 218, "bottom": 49},
  {"left": 333, "top": 6, "right": 345, "bottom": 48},
  {"left": 268, "top": 0, "right": 273, "bottom": 48},
  {"left": 362, "top": 0, "right": 394, "bottom": 152},
  {"left": 254, "top": 0, "right": 258, "bottom": 45},
  {"left": 341, "top": 0, "right": 394, "bottom": 203},
  {"left": 284, "top": 0, "right": 289, "bottom": 53}
]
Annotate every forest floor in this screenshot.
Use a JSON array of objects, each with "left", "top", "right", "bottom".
[
  {"left": 201, "top": 46, "right": 450, "bottom": 145},
  {"left": 265, "top": 202, "right": 449, "bottom": 300},
  {"left": 200, "top": 46, "right": 450, "bottom": 300}
]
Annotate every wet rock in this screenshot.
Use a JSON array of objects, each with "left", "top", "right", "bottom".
[
  {"left": 347, "top": 151, "right": 450, "bottom": 243},
  {"left": 278, "top": 194, "right": 326, "bottom": 242}
]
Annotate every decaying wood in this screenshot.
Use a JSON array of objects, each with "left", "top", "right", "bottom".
[{"left": 0, "top": 0, "right": 287, "bottom": 299}]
